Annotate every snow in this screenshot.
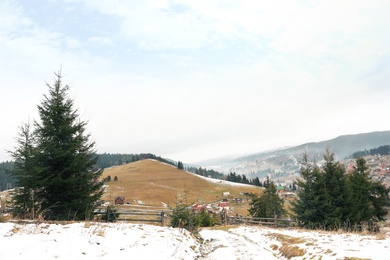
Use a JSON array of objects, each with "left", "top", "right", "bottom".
[
  {"left": 185, "top": 170, "right": 257, "bottom": 188},
  {"left": 1, "top": 222, "right": 389, "bottom": 259}
]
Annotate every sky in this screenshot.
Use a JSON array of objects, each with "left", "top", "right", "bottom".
[{"left": 1, "top": 0, "right": 390, "bottom": 164}]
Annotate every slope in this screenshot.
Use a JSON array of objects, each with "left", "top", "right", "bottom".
[
  {"left": 100, "top": 159, "right": 262, "bottom": 214},
  {"left": 204, "top": 130, "right": 390, "bottom": 176}
]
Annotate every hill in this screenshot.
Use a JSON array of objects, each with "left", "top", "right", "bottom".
[
  {"left": 200, "top": 130, "right": 390, "bottom": 178},
  {"left": 100, "top": 159, "right": 262, "bottom": 215}
]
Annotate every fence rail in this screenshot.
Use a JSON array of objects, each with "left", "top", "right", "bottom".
[
  {"left": 94, "top": 208, "right": 171, "bottom": 226},
  {"left": 94, "top": 207, "right": 296, "bottom": 228},
  {"left": 226, "top": 215, "right": 295, "bottom": 227}
]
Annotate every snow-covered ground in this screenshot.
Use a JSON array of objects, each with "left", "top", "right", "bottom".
[{"left": 0, "top": 221, "right": 389, "bottom": 259}]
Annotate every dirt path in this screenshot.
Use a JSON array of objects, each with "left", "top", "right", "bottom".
[{"left": 198, "top": 228, "right": 278, "bottom": 260}]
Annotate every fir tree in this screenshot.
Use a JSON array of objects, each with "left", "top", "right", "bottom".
[
  {"left": 20, "top": 71, "right": 105, "bottom": 220},
  {"left": 291, "top": 153, "right": 324, "bottom": 228},
  {"left": 9, "top": 122, "right": 41, "bottom": 218},
  {"left": 320, "top": 148, "right": 348, "bottom": 229},
  {"left": 249, "top": 176, "right": 285, "bottom": 219},
  {"left": 177, "top": 161, "right": 184, "bottom": 170},
  {"left": 346, "top": 158, "right": 388, "bottom": 228}
]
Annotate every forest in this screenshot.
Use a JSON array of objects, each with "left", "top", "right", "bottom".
[{"left": 351, "top": 145, "right": 390, "bottom": 158}]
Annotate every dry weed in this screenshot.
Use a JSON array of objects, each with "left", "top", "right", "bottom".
[
  {"left": 266, "top": 232, "right": 307, "bottom": 259},
  {"left": 11, "top": 224, "right": 21, "bottom": 234},
  {"left": 279, "top": 244, "right": 305, "bottom": 259},
  {"left": 0, "top": 214, "right": 10, "bottom": 222},
  {"left": 375, "top": 232, "right": 387, "bottom": 240},
  {"left": 93, "top": 225, "right": 106, "bottom": 237},
  {"left": 84, "top": 222, "right": 93, "bottom": 228},
  {"left": 266, "top": 233, "right": 306, "bottom": 244}
]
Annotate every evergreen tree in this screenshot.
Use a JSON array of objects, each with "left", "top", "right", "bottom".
[
  {"left": 291, "top": 153, "right": 325, "bottom": 228},
  {"left": 320, "top": 149, "right": 348, "bottom": 229},
  {"left": 21, "top": 71, "right": 104, "bottom": 220},
  {"left": 9, "top": 122, "right": 41, "bottom": 218},
  {"left": 249, "top": 176, "right": 285, "bottom": 219},
  {"left": 346, "top": 158, "right": 388, "bottom": 228},
  {"left": 177, "top": 161, "right": 184, "bottom": 170}
]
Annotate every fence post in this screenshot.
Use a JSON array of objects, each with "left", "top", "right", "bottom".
[
  {"left": 274, "top": 214, "right": 277, "bottom": 228},
  {"left": 224, "top": 209, "right": 227, "bottom": 227},
  {"left": 161, "top": 211, "right": 165, "bottom": 226}
]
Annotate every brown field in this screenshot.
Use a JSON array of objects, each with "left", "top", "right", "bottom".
[{"left": 100, "top": 159, "right": 263, "bottom": 216}]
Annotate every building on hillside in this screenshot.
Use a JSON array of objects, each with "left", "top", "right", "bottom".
[
  {"left": 232, "top": 197, "right": 243, "bottom": 203},
  {"left": 114, "top": 196, "right": 125, "bottom": 205},
  {"left": 219, "top": 202, "right": 230, "bottom": 211},
  {"left": 191, "top": 204, "right": 213, "bottom": 214},
  {"left": 222, "top": 192, "right": 230, "bottom": 197}
]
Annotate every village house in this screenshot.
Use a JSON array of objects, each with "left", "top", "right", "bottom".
[
  {"left": 232, "top": 197, "right": 243, "bottom": 203},
  {"left": 114, "top": 196, "right": 125, "bottom": 205},
  {"left": 191, "top": 204, "right": 213, "bottom": 214},
  {"left": 222, "top": 191, "right": 230, "bottom": 197},
  {"left": 219, "top": 202, "right": 230, "bottom": 211}
]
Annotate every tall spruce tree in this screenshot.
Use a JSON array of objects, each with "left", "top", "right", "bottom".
[
  {"left": 23, "top": 71, "right": 104, "bottom": 220},
  {"left": 248, "top": 176, "right": 285, "bottom": 219},
  {"left": 319, "top": 148, "right": 348, "bottom": 229},
  {"left": 346, "top": 158, "right": 388, "bottom": 228},
  {"left": 291, "top": 153, "right": 325, "bottom": 228}
]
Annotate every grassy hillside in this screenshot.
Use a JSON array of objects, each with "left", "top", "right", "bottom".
[{"left": 100, "top": 159, "right": 263, "bottom": 215}]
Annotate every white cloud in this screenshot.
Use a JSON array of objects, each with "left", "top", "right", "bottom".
[
  {"left": 88, "top": 36, "right": 113, "bottom": 46},
  {"left": 1, "top": 0, "right": 389, "bottom": 163}
]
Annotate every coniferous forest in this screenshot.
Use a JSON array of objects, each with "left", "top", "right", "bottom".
[{"left": 291, "top": 149, "right": 388, "bottom": 231}]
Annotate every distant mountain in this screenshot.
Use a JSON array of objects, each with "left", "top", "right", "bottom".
[{"left": 200, "top": 130, "right": 390, "bottom": 178}]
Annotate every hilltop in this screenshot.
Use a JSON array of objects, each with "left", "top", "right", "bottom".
[{"left": 100, "top": 159, "right": 262, "bottom": 215}]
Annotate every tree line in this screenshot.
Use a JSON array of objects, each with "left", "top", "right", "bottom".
[
  {"left": 0, "top": 161, "right": 15, "bottom": 191},
  {"left": 0, "top": 153, "right": 176, "bottom": 192},
  {"left": 185, "top": 166, "right": 268, "bottom": 187},
  {"left": 351, "top": 145, "right": 390, "bottom": 159},
  {"left": 96, "top": 153, "right": 176, "bottom": 170},
  {"left": 185, "top": 166, "right": 225, "bottom": 179}
]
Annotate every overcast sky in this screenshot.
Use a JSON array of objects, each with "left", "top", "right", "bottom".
[{"left": 1, "top": 0, "right": 389, "bottom": 163}]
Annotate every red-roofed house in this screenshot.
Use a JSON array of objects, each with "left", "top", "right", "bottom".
[{"left": 219, "top": 202, "right": 230, "bottom": 211}]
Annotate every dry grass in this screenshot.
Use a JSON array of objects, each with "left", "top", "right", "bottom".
[
  {"left": 375, "top": 232, "right": 387, "bottom": 240},
  {"left": 266, "top": 232, "right": 306, "bottom": 259},
  {"left": 267, "top": 232, "right": 306, "bottom": 244},
  {"left": 205, "top": 225, "right": 239, "bottom": 231},
  {"left": 100, "top": 159, "right": 262, "bottom": 215},
  {"left": 279, "top": 244, "right": 305, "bottom": 259},
  {"left": 0, "top": 214, "right": 10, "bottom": 223}
]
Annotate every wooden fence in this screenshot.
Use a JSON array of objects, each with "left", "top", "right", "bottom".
[
  {"left": 94, "top": 207, "right": 295, "bottom": 228},
  {"left": 94, "top": 208, "right": 171, "bottom": 226},
  {"left": 225, "top": 214, "right": 295, "bottom": 227}
]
